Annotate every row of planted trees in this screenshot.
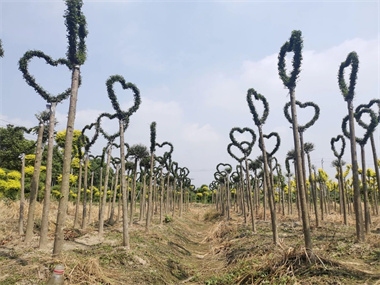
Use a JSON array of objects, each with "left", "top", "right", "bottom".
[
  {"left": 0, "top": 0, "right": 197, "bottom": 256},
  {"left": 208, "top": 30, "right": 380, "bottom": 259}
]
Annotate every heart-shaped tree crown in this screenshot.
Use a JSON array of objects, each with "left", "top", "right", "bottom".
[
  {"left": 283, "top": 101, "right": 320, "bottom": 132},
  {"left": 338, "top": 51, "right": 359, "bottom": 102},
  {"left": 259, "top": 132, "right": 281, "bottom": 157},
  {"left": 229, "top": 127, "right": 256, "bottom": 158},
  {"left": 341, "top": 108, "right": 378, "bottom": 146},
  {"left": 97, "top": 112, "right": 124, "bottom": 142},
  {"left": 330, "top": 135, "right": 346, "bottom": 160},
  {"left": 355, "top": 99, "right": 380, "bottom": 126},
  {"left": 0, "top": 39, "right": 4, "bottom": 57},
  {"left": 278, "top": 30, "right": 303, "bottom": 89},
  {"left": 246, "top": 88, "right": 269, "bottom": 126},
  {"left": 106, "top": 75, "right": 141, "bottom": 121}
]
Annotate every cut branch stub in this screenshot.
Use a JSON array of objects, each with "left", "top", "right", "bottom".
[
  {"left": 106, "top": 75, "right": 141, "bottom": 121},
  {"left": 19, "top": 50, "right": 73, "bottom": 103},
  {"left": 284, "top": 101, "right": 320, "bottom": 132},
  {"left": 259, "top": 132, "right": 281, "bottom": 157},
  {"left": 278, "top": 30, "right": 303, "bottom": 89},
  {"left": 341, "top": 108, "right": 378, "bottom": 146},
  {"left": 330, "top": 135, "right": 346, "bottom": 160},
  {"left": 246, "top": 88, "right": 269, "bottom": 126},
  {"left": 338, "top": 51, "right": 359, "bottom": 102},
  {"left": 229, "top": 127, "right": 256, "bottom": 157}
]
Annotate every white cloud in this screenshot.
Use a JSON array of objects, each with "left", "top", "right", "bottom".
[{"left": 181, "top": 123, "right": 221, "bottom": 144}]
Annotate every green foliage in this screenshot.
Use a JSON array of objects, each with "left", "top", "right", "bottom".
[
  {"left": 0, "top": 125, "right": 35, "bottom": 170},
  {"left": 227, "top": 127, "right": 256, "bottom": 162},
  {"left": 283, "top": 101, "right": 320, "bottom": 132},
  {"left": 0, "top": 39, "right": 4, "bottom": 57},
  {"left": 18, "top": 50, "right": 72, "bottom": 103},
  {"left": 150, "top": 122, "right": 156, "bottom": 154},
  {"left": 278, "top": 30, "right": 303, "bottom": 89},
  {"left": 246, "top": 88, "right": 269, "bottom": 126},
  {"left": 338, "top": 51, "right": 359, "bottom": 102},
  {"left": 64, "top": 0, "right": 88, "bottom": 66},
  {"left": 106, "top": 75, "right": 141, "bottom": 121},
  {"left": 164, "top": 215, "right": 173, "bottom": 223},
  {"left": 0, "top": 168, "right": 21, "bottom": 200},
  {"left": 259, "top": 132, "right": 281, "bottom": 157},
  {"left": 330, "top": 135, "right": 345, "bottom": 159}
]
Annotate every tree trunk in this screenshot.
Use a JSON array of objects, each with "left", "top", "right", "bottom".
[
  {"left": 119, "top": 120, "right": 130, "bottom": 248},
  {"left": 370, "top": 134, "right": 379, "bottom": 215},
  {"left": 130, "top": 160, "right": 137, "bottom": 226},
  {"left": 98, "top": 167, "right": 103, "bottom": 221},
  {"left": 289, "top": 87, "right": 313, "bottom": 253},
  {"left": 258, "top": 126, "right": 277, "bottom": 244},
  {"left": 53, "top": 65, "right": 80, "bottom": 256},
  {"left": 245, "top": 158, "right": 256, "bottom": 233},
  {"left": 338, "top": 164, "right": 347, "bottom": 225},
  {"left": 109, "top": 165, "right": 119, "bottom": 225},
  {"left": 99, "top": 145, "right": 112, "bottom": 237},
  {"left": 39, "top": 102, "right": 56, "bottom": 248},
  {"left": 19, "top": 154, "right": 26, "bottom": 236},
  {"left": 81, "top": 156, "right": 89, "bottom": 229},
  {"left": 73, "top": 161, "right": 83, "bottom": 228},
  {"left": 139, "top": 173, "right": 146, "bottom": 220},
  {"left": 360, "top": 145, "right": 371, "bottom": 234},
  {"left": 307, "top": 153, "right": 319, "bottom": 227},
  {"left": 146, "top": 153, "right": 154, "bottom": 231},
  {"left": 25, "top": 122, "right": 45, "bottom": 243},
  {"left": 88, "top": 172, "right": 94, "bottom": 225},
  {"left": 347, "top": 99, "right": 365, "bottom": 242}
]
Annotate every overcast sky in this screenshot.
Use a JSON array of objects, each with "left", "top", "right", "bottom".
[{"left": 0, "top": 0, "right": 379, "bottom": 187}]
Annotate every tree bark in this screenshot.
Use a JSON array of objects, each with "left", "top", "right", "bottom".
[
  {"left": 370, "top": 135, "right": 379, "bottom": 215},
  {"left": 347, "top": 99, "right": 365, "bottom": 242},
  {"left": 19, "top": 154, "right": 26, "bottom": 235},
  {"left": 81, "top": 156, "right": 89, "bottom": 229},
  {"left": 360, "top": 145, "right": 370, "bottom": 234},
  {"left": 289, "top": 87, "right": 313, "bottom": 253},
  {"left": 53, "top": 65, "right": 80, "bottom": 256},
  {"left": 25, "top": 122, "right": 45, "bottom": 243},
  {"left": 99, "top": 145, "right": 112, "bottom": 237},
  {"left": 73, "top": 160, "right": 83, "bottom": 228},
  {"left": 109, "top": 165, "right": 119, "bottom": 225},
  {"left": 146, "top": 153, "right": 154, "bottom": 231}
]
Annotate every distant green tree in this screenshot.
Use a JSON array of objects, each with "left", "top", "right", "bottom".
[{"left": 0, "top": 125, "right": 35, "bottom": 170}]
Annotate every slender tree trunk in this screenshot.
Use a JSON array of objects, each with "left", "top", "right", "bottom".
[
  {"left": 179, "top": 179, "right": 183, "bottom": 217},
  {"left": 339, "top": 165, "right": 348, "bottom": 225},
  {"left": 347, "top": 99, "right": 365, "bottom": 242},
  {"left": 146, "top": 153, "right": 154, "bottom": 231},
  {"left": 289, "top": 87, "right": 313, "bottom": 253},
  {"left": 98, "top": 167, "right": 103, "bottom": 221},
  {"left": 19, "top": 154, "right": 26, "bottom": 236},
  {"left": 81, "top": 156, "right": 88, "bottom": 229},
  {"left": 53, "top": 65, "right": 80, "bottom": 256},
  {"left": 245, "top": 158, "right": 256, "bottom": 233},
  {"left": 160, "top": 169, "right": 164, "bottom": 224},
  {"left": 119, "top": 120, "right": 130, "bottom": 248},
  {"left": 130, "top": 161, "right": 137, "bottom": 226},
  {"left": 99, "top": 145, "right": 112, "bottom": 237},
  {"left": 73, "top": 161, "right": 83, "bottom": 228},
  {"left": 39, "top": 102, "right": 56, "bottom": 247},
  {"left": 139, "top": 173, "right": 146, "bottom": 220},
  {"left": 370, "top": 135, "right": 380, "bottom": 215},
  {"left": 360, "top": 145, "right": 371, "bottom": 234},
  {"left": 88, "top": 172, "right": 94, "bottom": 225},
  {"left": 109, "top": 165, "right": 119, "bottom": 225},
  {"left": 25, "top": 122, "right": 45, "bottom": 243},
  {"left": 258, "top": 126, "right": 277, "bottom": 244},
  {"left": 307, "top": 153, "right": 319, "bottom": 227}
]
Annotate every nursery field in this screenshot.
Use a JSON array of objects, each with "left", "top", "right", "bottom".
[{"left": 0, "top": 200, "right": 379, "bottom": 285}]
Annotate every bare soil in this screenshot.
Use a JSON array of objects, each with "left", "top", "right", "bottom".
[{"left": 0, "top": 200, "right": 380, "bottom": 284}]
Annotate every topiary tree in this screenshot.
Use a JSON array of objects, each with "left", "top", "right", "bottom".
[
  {"left": 278, "top": 30, "right": 313, "bottom": 255},
  {"left": 227, "top": 127, "right": 256, "bottom": 232},
  {"left": 247, "top": 88, "right": 279, "bottom": 244},
  {"left": 304, "top": 142, "right": 319, "bottom": 227},
  {"left": 146, "top": 122, "right": 156, "bottom": 232},
  {"left": 342, "top": 107, "right": 378, "bottom": 233},
  {"left": 337, "top": 51, "right": 364, "bottom": 242},
  {"left": 53, "top": 0, "right": 88, "bottom": 256},
  {"left": 330, "top": 135, "right": 347, "bottom": 225}
]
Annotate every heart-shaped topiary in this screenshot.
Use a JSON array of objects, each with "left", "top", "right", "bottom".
[
  {"left": 341, "top": 108, "right": 378, "bottom": 146},
  {"left": 278, "top": 30, "right": 303, "bottom": 89},
  {"left": 179, "top": 167, "right": 189, "bottom": 179},
  {"left": 355, "top": 99, "right": 380, "bottom": 128},
  {"left": 106, "top": 75, "right": 141, "bottom": 121},
  {"left": 330, "top": 135, "right": 346, "bottom": 160},
  {"left": 259, "top": 132, "right": 281, "bottom": 157},
  {"left": 229, "top": 127, "right": 256, "bottom": 157},
  {"left": 246, "top": 88, "right": 269, "bottom": 126},
  {"left": 80, "top": 121, "right": 100, "bottom": 153},
  {"left": 97, "top": 112, "right": 123, "bottom": 142},
  {"left": 227, "top": 143, "right": 244, "bottom": 163},
  {"left": 284, "top": 101, "right": 320, "bottom": 132},
  {"left": 216, "top": 163, "right": 232, "bottom": 176},
  {"left": 19, "top": 50, "right": 73, "bottom": 103},
  {"left": 338, "top": 52, "right": 359, "bottom": 102}
]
